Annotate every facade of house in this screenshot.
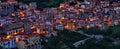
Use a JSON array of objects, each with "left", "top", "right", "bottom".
[
  {"left": 0, "top": 37, "right": 16, "bottom": 49},
  {"left": 17, "top": 34, "right": 41, "bottom": 49}
]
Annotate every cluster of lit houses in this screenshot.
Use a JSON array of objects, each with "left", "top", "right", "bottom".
[
  {"left": 0, "top": 0, "right": 120, "bottom": 49},
  {"left": 0, "top": 0, "right": 42, "bottom": 49}
]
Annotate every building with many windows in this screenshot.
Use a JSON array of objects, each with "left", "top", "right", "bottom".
[
  {"left": 0, "top": 36, "right": 16, "bottom": 49},
  {"left": 17, "top": 34, "right": 41, "bottom": 49}
]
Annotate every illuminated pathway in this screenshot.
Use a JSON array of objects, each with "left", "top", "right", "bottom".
[{"left": 73, "top": 30, "right": 104, "bottom": 47}]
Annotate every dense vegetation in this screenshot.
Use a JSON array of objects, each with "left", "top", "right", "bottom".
[
  {"left": 18, "top": 0, "right": 85, "bottom": 10},
  {"left": 0, "top": 46, "right": 2, "bottom": 49},
  {"left": 18, "top": 0, "right": 64, "bottom": 9},
  {"left": 78, "top": 25, "right": 120, "bottom": 38},
  {"left": 77, "top": 26, "right": 120, "bottom": 49},
  {"left": 77, "top": 37, "right": 120, "bottom": 49},
  {"left": 42, "top": 26, "right": 120, "bottom": 49},
  {"left": 42, "top": 30, "right": 87, "bottom": 49}
]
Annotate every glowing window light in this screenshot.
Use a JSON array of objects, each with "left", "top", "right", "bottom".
[
  {"left": 96, "top": 24, "right": 102, "bottom": 28},
  {"left": 61, "top": 17, "right": 65, "bottom": 20},
  {"left": 6, "top": 35, "right": 11, "bottom": 39},
  {"left": 86, "top": 25, "right": 90, "bottom": 29},
  {"left": 16, "top": 38, "right": 19, "bottom": 43},
  {"left": 107, "top": 21, "right": 112, "bottom": 26},
  {"left": 11, "top": 13, "right": 15, "bottom": 17},
  {"left": 19, "top": 11, "right": 25, "bottom": 17},
  {"left": 36, "top": 28, "right": 40, "bottom": 34},
  {"left": 14, "top": 32, "right": 17, "bottom": 35},
  {"left": 21, "top": 29, "right": 25, "bottom": 33},
  {"left": 64, "top": 25, "right": 69, "bottom": 29},
  {"left": 31, "top": 25, "right": 36, "bottom": 29},
  {"left": 0, "top": 24, "right": 3, "bottom": 27},
  {"left": 41, "top": 31, "right": 47, "bottom": 36},
  {"left": 72, "top": 25, "right": 75, "bottom": 29}
]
